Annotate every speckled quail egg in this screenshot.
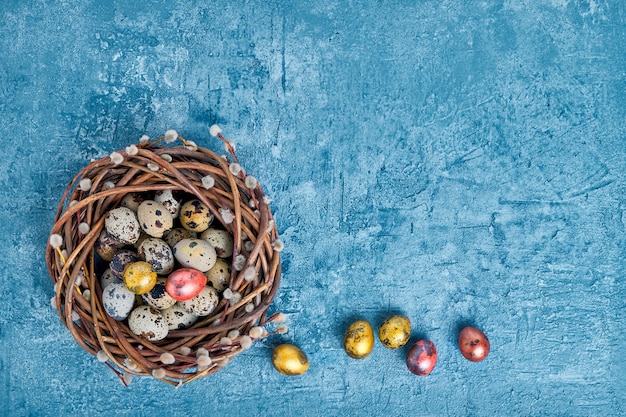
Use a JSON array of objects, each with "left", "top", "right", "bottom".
[
  {"left": 179, "top": 286, "right": 219, "bottom": 316},
  {"left": 95, "top": 229, "right": 125, "bottom": 262},
  {"left": 204, "top": 258, "right": 231, "bottom": 292},
  {"left": 379, "top": 315, "right": 411, "bottom": 349},
  {"left": 200, "top": 228, "right": 234, "bottom": 258},
  {"left": 179, "top": 199, "right": 214, "bottom": 233},
  {"left": 163, "top": 227, "right": 196, "bottom": 248},
  {"left": 154, "top": 190, "right": 181, "bottom": 219},
  {"left": 141, "top": 277, "right": 177, "bottom": 310},
  {"left": 173, "top": 238, "right": 217, "bottom": 272},
  {"left": 137, "top": 238, "right": 174, "bottom": 274},
  {"left": 109, "top": 249, "right": 138, "bottom": 278},
  {"left": 128, "top": 305, "right": 169, "bottom": 341},
  {"left": 102, "top": 281, "right": 136, "bottom": 321},
  {"left": 105, "top": 207, "right": 141, "bottom": 245},
  {"left": 137, "top": 200, "right": 174, "bottom": 238},
  {"left": 162, "top": 303, "right": 198, "bottom": 330},
  {"left": 100, "top": 268, "right": 119, "bottom": 289},
  {"left": 120, "top": 192, "right": 147, "bottom": 212}
]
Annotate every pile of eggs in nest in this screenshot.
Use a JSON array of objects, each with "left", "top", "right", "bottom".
[{"left": 96, "top": 190, "right": 236, "bottom": 341}]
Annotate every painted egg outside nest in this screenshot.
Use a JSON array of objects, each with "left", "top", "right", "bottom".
[
  {"left": 204, "top": 258, "right": 231, "bottom": 292},
  {"left": 173, "top": 238, "right": 217, "bottom": 272},
  {"left": 154, "top": 189, "right": 181, "bottom": 219},
  {"left": 123, "top": 261, "right": 157, "bottom": 294},
  {"left": 179, "top": 286, "right": 219, "bottom": 316},
  {"left": 105, "top": 207, "right": 141, "bottom": 245},
  {"left": 179, "top": 199, "right": 214, "bottom": 233},
  {"left": 458, "top": 326, "right": 490, "bottom": 362},
  {"left": 272, "top": 344, "right": 309, "bottom": 376},
  {"left": 162, "top": 303, "right": 198, "bottom": 330},
  {"left": 141, "top": 277, "right": 177, "bottom": 310},
  {"left": 200, "top": 228, "right": 234, "bottom": 258},
  {"left": 109, "top": 249, "right": 138, "bottom": 278},
  {"left": 128, "top": 305, "right": 169, "bottom": 341},
  {"left": 137, "top": 238, "right": 175, "bottom": 275},
  {"left": 163, "top": 227, "right": 196, "bottom": 248},
  {"left": 379, "top": 315, "right": 411, "bottom": 349},
  {"left": 406, "top": 340, "right": 437, "bottom": 376},
  {"left": 95, "top": 229, "right": 125, "bottom": 262},
  {"left": 165, "top": 268, "right": 207, "bottom": 301},
  {"left": 102, "top": 281, "right": 136, "bottom": 321},
  {"left": 137, "top": 200, "right": 174, "bottom": 238},
  {"left": 344, "top": 320, "right": 375, "bottom": 359}
]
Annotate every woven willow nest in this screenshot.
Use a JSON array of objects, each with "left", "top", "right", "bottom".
[{"left": 45, "top": 130, "right": 284, "bottom": 386}]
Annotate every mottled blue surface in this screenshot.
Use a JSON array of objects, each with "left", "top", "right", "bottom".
[{"left": 1, "top": 1, "right": 625, "bottom": 416}]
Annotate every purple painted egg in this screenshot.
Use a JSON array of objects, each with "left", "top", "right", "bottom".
[{"left": 406, "top": 339, "right": 437, "bottom": 376}]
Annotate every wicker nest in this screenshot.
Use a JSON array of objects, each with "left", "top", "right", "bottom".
[{"left": 45, "top": 130, "right": 284, "bottom": 386}]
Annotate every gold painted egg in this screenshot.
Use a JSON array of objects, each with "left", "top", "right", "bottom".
[
  {"left": 344, "top": 320, "right": 375, "bottom": 359},
  {"left": 123, "top": 261, "right": 157, "bottom": 294},
  {"left": 272, "top": 344, "right": 309, "bottom": 376},
  {"left": 379, "top": 315, "right": 411, "bottom": 349}
]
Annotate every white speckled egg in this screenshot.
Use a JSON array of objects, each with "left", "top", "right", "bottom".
[
  {"left": 154, "top": 190, "right": 181, "bottom": 219},
  {"left": 180, "top": 286, "right": 220, "bottom": 316},
  {"left": 137, "top": 238, "right": 174, "bottom": 274},
  {"left": 109, "top": 249, "right": 138, "bottom": 278},
  {"left": 100, "top": 268, "right": 119, "bottom": 289},
  {"left": 163, "top": 227, "right": 196, "bottom": 248},
  {"left": 200, "top": 228, "right": 234, "bottom": 258},
  {"left": 105, "top": 207, "right": 141, "bottom": 244},
  {"left": 204, "top": 258, "right": 231, "bottom": 292},
  {"left": 120, "top": 192, "right": 146, "bottom": 212},
  {"left": 141, "top": 277, "right": 176, "bottom": 310},
  {"left": 162, "top": 303, "right": 198, "bottom": 330},
  {"left": 102, "top": 281, "right": 136, "bottom": 321},
  {"left": 137, "top": 200, "right": 174, "bottom": 238},
  {"left": 179, "top": 199, "right": 214, "bottom": 232},
  {"left": 173, "top": 238, "right": 217, "bottom": 272},
  {"left": 128, "top": 305, "right": 169, "bottom": 341}
]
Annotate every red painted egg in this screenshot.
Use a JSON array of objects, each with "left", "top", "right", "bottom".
[
  {"left": 406, "top": 339, "right": 437, "bottom": 376},
  {"left": 165, "top": 268, "right": 207, "bottom": 301},
  {"left": 458, "top": 326, "right": 490, "bottom": 362}
]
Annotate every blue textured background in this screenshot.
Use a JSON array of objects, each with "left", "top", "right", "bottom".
[{"left": 1, "top": 1, "right": 625, "bottom": 416}]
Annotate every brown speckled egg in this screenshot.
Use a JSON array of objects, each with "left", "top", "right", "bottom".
[
  {"left": 162, "top": 303, "right": 198, "bottom": 330},
  {"left": 179, "top": 199, "right": 214, "bottom": 233},
  {"left": 173, "top": 238, "right": 217, "bottom": 272},
  {"left": 163, "top": 227, "right": 196, "bottom": 248},
  {"left": 105, "top": 207, "right": 141, "bottom": 245},
  {"left": 180, "top": 286, "right": 219, "bottom": 316},
  {"left": 154, "top": 190, "right": 181, "bottom": 219},
  {"left": 137, "top": 238, "right": 175, "bottom": 275},
  {"left": 141, "top": 277, "right": 177, "bottom": 310},
  {"left": 137, "top": 200, "right": 173, "bottom": 238},
  {"left": 128, "top": 305, "right": 169, "bottom": 341},
  {"left": 109, "top": 249, "right": 138, "bottom": 278},
  {"left": 200, "top": 228, "right": 234, "bottom": 258},
  {"left": 204, "top": 258, "right": 231, "bottom": 292},
  {"left": 120, "top": 192, "right": 147, "bottom": 212},
  {"left": 95, "top": 229, "right": 125, "bottom": 261}
]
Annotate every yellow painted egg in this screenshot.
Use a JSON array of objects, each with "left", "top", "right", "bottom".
[
  {"left": 379, "top": 315, "right": 411, "bottom": 349},
  {"left": 344, "top": 320, "right": 375, "bottom": 359},
  {"left": 123, "top": 261, "right": 157, "bottom": 294},
  {"left": 272, "top": 344, "right": 309, "bottom": 376}
]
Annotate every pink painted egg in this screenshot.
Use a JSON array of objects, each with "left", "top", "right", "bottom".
[{"left": 165, "top": 268, "right": 207, "bottom": 301}]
